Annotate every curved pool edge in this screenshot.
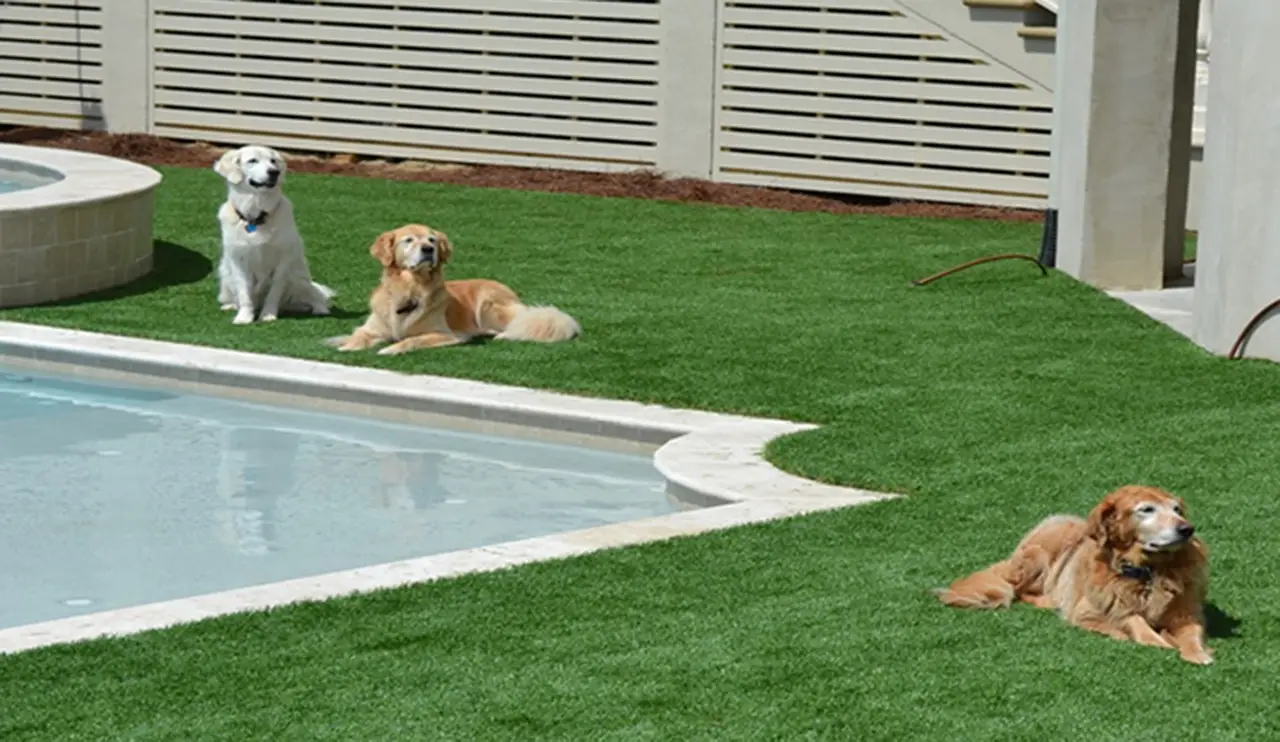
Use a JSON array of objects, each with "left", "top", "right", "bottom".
[
  {"left": 655, "top": 422, "right": 898, "bottom": 510},
  {"left": 0, "top": 144, "right": 162, "bottom": 309},
  {"left": 0, "top": 144, "right": 161, "bottom": 213},
  {"left": 0, "top": 322, "right": 901, "bottom": 654}
]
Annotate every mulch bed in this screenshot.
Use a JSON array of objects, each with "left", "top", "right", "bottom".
[{"left": 0, "top": 126, "right": 1045, "bottom": 224}]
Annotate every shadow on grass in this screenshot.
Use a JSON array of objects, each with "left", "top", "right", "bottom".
[
  {"left": 41, "top": 240, "right": 212, "bottom": 307},
  {"left": 36, "top": 241, "right": 366, "bottom": 320},
  {"left": 285, "top": 306, "right": 366, "bottom": 321},
  {"left": 1206, "top": 603, "right": 1242, "bottom": 640}
]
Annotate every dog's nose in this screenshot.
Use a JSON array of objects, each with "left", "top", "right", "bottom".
[{"left": 1176, "top": 523, "right": 1196, "bottom": 539}]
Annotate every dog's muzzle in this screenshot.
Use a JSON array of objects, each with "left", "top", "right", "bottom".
[
  {"left": 248, "top": 170, "right": 280, "bottom": 189},
  {"left": 409, "top": 247, "right": 436, "bottom": 268}
]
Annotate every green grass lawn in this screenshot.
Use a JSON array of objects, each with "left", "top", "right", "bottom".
[{"left": 2, "top": 167, "right": 1276, "bottom": 741}]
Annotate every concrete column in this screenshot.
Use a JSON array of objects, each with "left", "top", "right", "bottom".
[
  {"left": 100, "top": 1, "right": 151, "bottom": 133},
  {"left": 1191, "top": 2, "right": 1280, "bottom": 359},
  {"left": 655, "top": 0, "right": 717, "bottom": 178},
  {"left": 1039, "top": 9, "right": 1071, "bottom": 267},
  {"left": 1054, "top": 0, "right": 1200, "bottom": 290}
]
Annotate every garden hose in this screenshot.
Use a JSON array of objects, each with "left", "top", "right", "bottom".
[
  {"left": 910, "top": 253, "right": 1047, "bottom": 287},
  {"left": 1228, "top": 298, "right": 1280, "bottom": 360},
  {"left": 913, "top": 208, "right": 1055, "bottom": 286}
]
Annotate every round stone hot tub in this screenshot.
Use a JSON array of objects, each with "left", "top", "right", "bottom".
[{"left": 0, "top": 144, "right": 162, "bottom": 308}]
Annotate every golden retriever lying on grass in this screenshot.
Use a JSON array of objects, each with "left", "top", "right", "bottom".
[
  {"left": 936, "top": 485, "right": 1213, "bottom": 664},
  {"left": 328, "top": 224, "right": 581, "bottom": 356}
]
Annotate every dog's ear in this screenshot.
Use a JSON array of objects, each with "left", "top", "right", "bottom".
[
  {"left": 214, "top": 150, "right": 244, "bottom": 184},
  {"left": 370, "top": 230, "right": 398, "bottom": 267},
  {"left": 1085, "top": 496, "right": 1118, "bottom": 545},
  {"left": 435, "top": 231, "right": 453, "bottom": 266}
]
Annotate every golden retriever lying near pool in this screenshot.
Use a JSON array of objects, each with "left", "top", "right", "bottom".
[
  {"left": 936, "top": 485, "right": 1213, "bottom": 664},
  {"left": 327, "top": 224, "right": 581, "bottom": 355}
]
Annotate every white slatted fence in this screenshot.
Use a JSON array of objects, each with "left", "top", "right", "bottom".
[
  {"left": 0, "top": 0, "right": 1068, "bottom": 208},
  {"left": 148, "top": 0, "right": 662, "bottom": 171},
  {"left": 0, "top": 0, "right": 104, "bottom": 130},
  {"left": 713, "top": 0, "right": 1054, "bottom": 207}
]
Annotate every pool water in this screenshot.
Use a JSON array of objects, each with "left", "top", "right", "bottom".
[
  {"left": 0, "top": 156, "right": 64, "bottom": 195},
  {"left": 0, "top": 367, "right": 675, "bottom": 628}
]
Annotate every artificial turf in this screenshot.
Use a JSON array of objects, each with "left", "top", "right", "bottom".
[{"left": 0, "top": 166, "right": 1274, "bottom": 741}]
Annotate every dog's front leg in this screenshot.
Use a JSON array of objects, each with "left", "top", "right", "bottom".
[
  {"left": 1163, "top": 615, "right": 1213, "bottom": 665},
  {"left": 328, "top": 315, "right": 390, "bottom": 352},
  {"left": 330, "top": 328, "right": 387, "bottom": 352},
  {"left": 1122, "top": 615, "right": 1177, "bottom": 650},
  {"left": 259, "top": 259, "right": 294, "bottom": 323},
  {"left": 227, "top": 262, "right": 256, "bottom": 325},
  {"left": 217, "top": 262, "right": 237, "bottom": 311},
  {"left": 378, "top": 332, "right": 468, "bottom": 355},
  {"left": 1069, "top": 609, "right": 1132, "bottom": 642}
]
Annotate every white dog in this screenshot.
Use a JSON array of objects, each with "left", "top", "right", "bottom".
[{"left": 213, "top": 144, "right": 335, "bottom": 324}]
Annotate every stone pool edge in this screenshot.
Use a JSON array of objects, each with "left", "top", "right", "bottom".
[{"left": 0, "top": 321, "right": 899, "bottom": 655}]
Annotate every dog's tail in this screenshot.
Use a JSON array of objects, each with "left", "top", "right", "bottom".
[
  {"left": 934, "top": 559, "right": 1025, "bottom": 609},
  {"left": 496, "top": 305, "right": 581, "bottom": 343},
  {"left": 934, "top": 515, "right": 1084, "bottom": 610}
]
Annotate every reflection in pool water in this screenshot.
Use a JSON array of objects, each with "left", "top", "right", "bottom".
[{"left": 0, "top": 368, "right": 674, "bottom": 628}]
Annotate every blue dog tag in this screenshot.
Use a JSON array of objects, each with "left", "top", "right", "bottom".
[{"left": 245, "top": 223, "right": 258, "bottom": 233}]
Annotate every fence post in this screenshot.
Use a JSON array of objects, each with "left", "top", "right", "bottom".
[
  {"left": 656, "top": 0, "right": 718, "bottom": 179},
  {"left": 101, "top": 0, "right": 152, "bottom": 133}
]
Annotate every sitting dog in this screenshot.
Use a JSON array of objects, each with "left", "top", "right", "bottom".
[
  {"left": 327, "top": 224, "right": 581, "bottom": 355},
  {"left": 936, "top": 485, "right": 1213, "bottom": 664},
  {"left": 213, "top": 144, "right": 335, "bottom": 324}
]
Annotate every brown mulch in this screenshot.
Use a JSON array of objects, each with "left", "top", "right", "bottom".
[{"left": 0, "top": 126, "right": 1045, "bottom": 223}]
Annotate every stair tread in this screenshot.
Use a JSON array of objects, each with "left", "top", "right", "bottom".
[
  {"left": 963, "top": 0, "right": 1038, "bottom": 9},
  {"left": 1017, "top": 25, "right": 1057, "bottom": 39}
]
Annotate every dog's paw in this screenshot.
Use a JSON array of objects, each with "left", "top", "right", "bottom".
[
  {"left": 1182, "top": 648, "right": 1214, "bottom": 665},
  {"left": 232, "top": 310, "right": 255, "bottom": 325},
  {"left": 377, "top": 345, "right": 406, "bottom": 356},
  {"left": 220, "top": 303, "right": 237, "bottom": 312},
  {"left": 324, "top": 335, "right": 350, "bottom": 349},
  {"left": 311, "top": 306, "right": 331, "bottom": 316},
  {"left": 260, "top": 313, "right": 278, "bottom": 323}
]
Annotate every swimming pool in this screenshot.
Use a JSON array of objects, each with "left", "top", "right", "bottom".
[
  {"left": 0, "top": 366, "right": 674, "bottom": 629},
  {"left": 0, "top": 155, "right": 62, "bottom": 195}
]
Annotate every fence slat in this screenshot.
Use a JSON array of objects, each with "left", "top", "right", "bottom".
[
  {"left": 151, "top": 54, "right": 656, "bottom": 102},
  {"left": 153, "top": 71, "right": 657, "bottom": 123},
  {"left": 152, "top": 15, "right": 659, "bottom": 63},
  {"left": 718, "top": 88, "right": 1050, "bottom": 130},
  {"left": 151, "top": 109, "right": 657, "bottom": 165},
  {"left": 719, "top": 109, "right": 1051, "bottom": 151},
  {"left": 155, "top": 0, "right": 658, "bottom": 40}
]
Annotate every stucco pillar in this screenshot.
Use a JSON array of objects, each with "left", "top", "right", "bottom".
[
  {"left": 101, "top": 1, "right": 152, "bottom": 133},
  {"left": 1192, "top": 2, "right": 1280, "bottom": 359},
  {"left": 656, "top": 0, "right": 716, "bottom": 178},
  {"left": 1054, "top": 0, "right": 1200, "bottom": 290}
]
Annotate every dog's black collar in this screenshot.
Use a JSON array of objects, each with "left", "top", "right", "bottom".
[
  {"left": 396, "top": 299, "right": 420, "bottom": 316},
  {"left": 234, "top": 207, "right": 269, "bottom": 233},
  {"left": 1118, "top": 562, "right": 1154, "bottom": 582}
]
